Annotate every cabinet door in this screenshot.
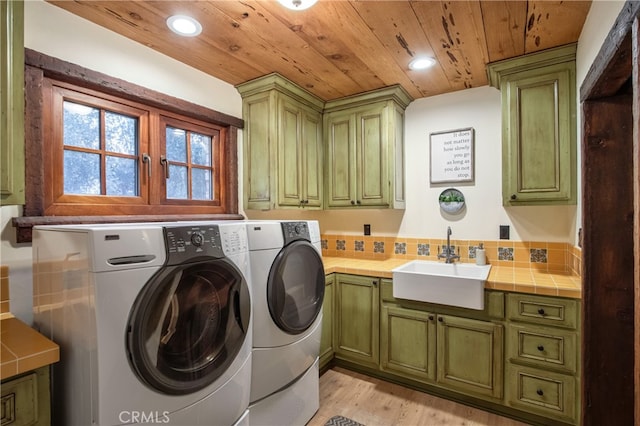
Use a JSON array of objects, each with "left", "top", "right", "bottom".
[
  {"left": 301, "top": 107, "right": 323, "bottom": 208},
  {"left": 380, "top": 304, "right": 436, "bottom": 382},
  {"left": 334, "top": 274, "right": 379, "bottom": 367},
  {"left": 278, "top": 97, "right": 305, "bottom": 208},
  {"left": 325, "top": 111, "right": 356, "bottom": 207},
  {"left": 277, "top": 98, "right": 323, "bottom": 209},
  {"left": 243, "top": 91, "right": 275, "bottom": 209},
  {"left": 502, "top": 63, "right": 575, "bottom": 205},
  {"left": 356, "top": 104, "right": 389, "bottom": 207},
  {"left": 319, "top": 274, "right": 335, "bottom": 369},
  {"left": 436, "top": 315, "right": 504, "bottom": 400}
]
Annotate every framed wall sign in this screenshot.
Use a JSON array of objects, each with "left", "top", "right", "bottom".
[{"left": 429, "top": 127, "right": 475, "bottom": 184}]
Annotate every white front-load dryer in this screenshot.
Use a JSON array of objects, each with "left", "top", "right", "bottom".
[
  {"left": 32, "top": 221, "right": 252, "bottom": 426},
  {"left": 245, "top": 220, "right": 324, "bottom": 426}
]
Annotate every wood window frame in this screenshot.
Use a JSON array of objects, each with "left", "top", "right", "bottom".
[{"left": 13, "top": 49, "right": 243, "bottom": 243}]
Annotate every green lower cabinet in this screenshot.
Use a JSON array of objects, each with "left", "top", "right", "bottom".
[
  {"left": 319, "top": 274, "right": 335, "bottom": 369},
  {"left": 436, "top": 315, "right": 504, "bottom": 400},
  {"left": 334, "top": 274, "right": 379, "bottom": 368},
  {"left": 380, "top": 307, "right": 504, "bottom": 401},
  {"left": 380, "top": 304, "right": 436, "bottom": 381}
]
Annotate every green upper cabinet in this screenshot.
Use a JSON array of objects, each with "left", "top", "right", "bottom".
[
  {"left": 324, "top": 86, "right": 411, "bottom": 209},
  {"left": 488, "top": 44, "right": 577, "bottom": 206},
  {"left": 1, "top": 0, "right": 25, "bottom": 206},
  {"left": 237, "top": 73, "right": 324, "bottom": 210}
]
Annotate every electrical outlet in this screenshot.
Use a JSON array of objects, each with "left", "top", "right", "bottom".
[
  {"left": 364, "top": 224, "right": 371, "bottom": 236},
  {"left": 499, "top": 225, "right": 510, "bottom": 240}
]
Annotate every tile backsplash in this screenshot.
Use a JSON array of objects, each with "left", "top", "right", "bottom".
[{"left": 321, "top": 234, "right": 582, "bottom": 276}]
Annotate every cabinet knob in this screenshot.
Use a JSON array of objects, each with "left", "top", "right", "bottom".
[
  {"left": 438, "top": 317, "right": 444, "bottom": 323},
  {"left": 356, "top": 200, "right": 361, "bottom": 205},
  {"left": 538, "top": 308, "right": 546, "bottom": 316},
  {"left": 536, "top": 389, "right": 544, "bottom": 396},
  {"left": 510, "top": 194, "right": 517, "bottom": 200},
  {"left": 351, "top": 200, "right": 355, "bottom": 205},
  {"left": 537, "top": 345, "right": 545, "bottom": 352},
  {"left": 428, "top": 315, "right": 434, "bottom": 321},
  {"left": 372, "top": 280, "right": 377, "bottom": 286}
]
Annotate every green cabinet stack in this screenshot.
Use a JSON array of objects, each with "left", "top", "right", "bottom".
[
  {"left": 324, "top": 86, "right": 411, "bottom": 209},
  {"left": 488, "top": 44, "right": 577, "bottom": 206},
  {"left": 505, "top": 293, "right": 580, "bottom": 424},
  {"left": 1, "top": 0, "right": 25, "bottom": 206},
  {"left": 237, "top": 73, "right": 411, "bottom": 211},
  {"left": 237, "top": 73, "right": 325, "bottom": 210}
]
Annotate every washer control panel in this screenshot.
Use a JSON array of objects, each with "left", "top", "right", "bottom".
[
  {"left": 281, "top": 221, "right": 310, "bottom": 245},
  {"left": 164, "top": 225, "right": 224, "bottom": 265}
]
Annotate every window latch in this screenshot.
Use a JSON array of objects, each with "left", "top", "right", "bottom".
[
  {"left": 142, "top": 153, "right": 152, "bottom": 177},
  {"left": 160, "top": 156, "right": 170, "bottom": 179}
]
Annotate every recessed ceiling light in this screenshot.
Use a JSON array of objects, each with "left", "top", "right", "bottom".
[
  {"left": 277, "top": 0, "right": 318, "bottom": 11},
  {"left": 166, "top": 15, "right": 202, "bottom": 37},
  {"left": 409, "top": 57, "right": 436, "bottom": 70}
]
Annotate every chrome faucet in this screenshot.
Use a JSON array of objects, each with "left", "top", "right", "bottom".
[{"left": 438, "top": 226, "right": 460, "bottom": 264}]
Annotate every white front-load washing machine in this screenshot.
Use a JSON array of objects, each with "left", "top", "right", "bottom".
[
  {"left": 32, "top": 221, "right": 252, "bottom": 426},
  {"left": 245, "top": 220, "right": 325, "bottom": 426}
]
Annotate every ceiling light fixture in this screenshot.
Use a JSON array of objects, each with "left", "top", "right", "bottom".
[
  {"left": 277, "top": 0, "right": 318, "bottom": 11},
  {"left": 166, "top": 15, "right": 202, "bottom": 37},
  {"left": 409, "top": 56, "right": 436, "bottom": 70}
]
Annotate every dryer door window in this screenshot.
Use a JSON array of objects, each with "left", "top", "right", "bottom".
[
  {"left": 127, "top": 258, "right": 251, "bottom": 395},
  {"left": 267, "top": 240, "right": 325, "bottom": 334}
]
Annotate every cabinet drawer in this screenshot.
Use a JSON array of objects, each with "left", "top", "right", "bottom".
[
  {"left": 508, "top": 294, "right": 578, "bottom": 329},
  {"left": 1, "top": 372, "right": 38, "bottom": 426},
  {"left": 507, "top": 364, "right": 576, "bottom": 423},
  {"left": 508, "top": 324, "right": 577, "bottom": 373}
]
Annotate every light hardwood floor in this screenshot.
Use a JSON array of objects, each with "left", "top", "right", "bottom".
[{"left": 308, "top": 367, "right": 530, "bottom": 426}]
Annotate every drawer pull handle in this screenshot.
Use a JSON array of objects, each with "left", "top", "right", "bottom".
[
  {"left": 537, "top": 345, "right": 545, "bottom": 351},
  {"left": 538, "top": 308, "right": 546, "bottom": 315},
  {"left": 536, "top": 389, "right": 544, "bottom": 396}
]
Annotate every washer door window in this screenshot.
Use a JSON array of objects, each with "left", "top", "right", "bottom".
[
  {"left": 127, "top": 258, "right": 250, "bottom": 395},
  {"left": 267, "top": 241, "right": 325, "bottom": 334}
]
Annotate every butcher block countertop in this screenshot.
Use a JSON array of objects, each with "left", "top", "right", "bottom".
[
  {"left": 1, "top": 315, "right": 59, "bottom": 381},
  {"left": 322, "top": 256, "right": 581, "bottom": 299}
]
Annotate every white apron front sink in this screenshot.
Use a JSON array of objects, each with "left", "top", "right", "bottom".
[{"left": 391, "top": 260, "right": 491, "bottom": 310}]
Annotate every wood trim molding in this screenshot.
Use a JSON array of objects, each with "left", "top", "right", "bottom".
[
  {"left": 24, "top": 49, "right": 244, "bottom": 129},
  {"left": 579, "top": 1, "right": 640, "bottom": 101}
]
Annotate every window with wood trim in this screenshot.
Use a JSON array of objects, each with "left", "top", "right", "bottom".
[{"left": 16, "top": 48, "right": 242, "bottom": 241}]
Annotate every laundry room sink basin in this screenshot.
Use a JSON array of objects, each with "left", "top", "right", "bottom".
[{"left": 391, "top": 260, "right": 491, "bottom": 310}]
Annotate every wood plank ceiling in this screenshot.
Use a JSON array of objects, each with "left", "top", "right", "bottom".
[{"left": 47, "top": 0, "right": 592, "bottom": 101}]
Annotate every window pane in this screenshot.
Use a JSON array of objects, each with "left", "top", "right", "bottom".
[
  {"left": 106, "top": 111, "right": 137, "bottom": 155},
  {"left": 191, "top": 133, "right": 212, "bottom": 166},
  {"left": 192, "top": 169, "right": 212, "bottom": 200},
  {"left": 106, "top": 156, "right": 138, "bottom": 196},
  {"left": 64, "top": 150, "right": 100, "bottom": 194},
  {"left": 166, "top": 127, "right": 187, "bottom": 162},
  {"left": 167, "top": 165, "right": 188, "bottom": 199},
  {"left": 63, "top": 101, "right": 99, "bottom": 149}
]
